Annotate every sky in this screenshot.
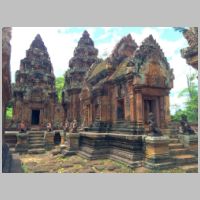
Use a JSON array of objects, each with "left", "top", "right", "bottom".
[{"left": 10, "top": 27, "right": 197, "bottom": 114}]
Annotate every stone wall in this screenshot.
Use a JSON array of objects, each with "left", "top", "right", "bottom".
[{"left": 2, "top": 27, "right": 12, "bottom": 172}]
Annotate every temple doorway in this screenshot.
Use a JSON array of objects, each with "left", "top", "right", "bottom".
[
  {"left": 144, "top": 99, "right": 157, "bottom": 124},
  {"left": 117, "top": 99, "right": 125, "bottom": 120},
  {"left": 31, "top": 110, "right": 40, "bottom": 125}
]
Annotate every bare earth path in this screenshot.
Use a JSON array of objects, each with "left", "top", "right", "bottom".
[{"left": 17, "top": 151, "right": 197, "bottom": 173}]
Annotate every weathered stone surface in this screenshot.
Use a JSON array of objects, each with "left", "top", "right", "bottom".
[
  {"left": 178, "top": 134, "right": 198, "bottom": 155},
  {"left": 62, "top": 30, "right": 98, "bottom": 124},
  {"left": 15, "top": 132, "right": 29, "bottom": 153},
  {"left": 12, "top": 34, "right": 62, "bottom": 130},
  {"left": 2, "top": 27, "right": 12, "bottom": 172},
  {"left": 179, "top": 114, "right": 196, "bottom": 135},
  {"left": 180, "top": 27, "right": 198, "bottom": 70},
  {"left": 144, "top": 135, "right": 172, "bottom": 169},
  {"left": 78, "top": 132, "right": 143, "bottom": 167},
  {"left": 81, "top": 34, "right": 174, "bottom": 134},
  {"left": 66, "top": 133, "right": 80, "bottom": 151}
]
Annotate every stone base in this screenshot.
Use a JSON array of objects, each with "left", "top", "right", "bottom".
[
  {"left": 15, "top": 143, "right": 28, "bottom": 153},
  {"left": 88, "top": 120, "right": 110, "bottom": 132},
  {"left": 78, "top": 132, "right": 143, "bottom": 167},
  {"left": 144, "top": 135, "right": 172, "bottom": 170},
  {"left": 178, "top": 134, "right": 198, "bottom": 156},
  {"left": 62, "top": 149, "right": 77, "bottom": 156},
  {"left": 110, "top": 121, "right": 137, "bottom": 134},
  {"left": 44, "top": 131, "right": 55, "bottom": 150},
  {"left": 15, "top": 132, "right": 29, "bottom": 153},
  {"left": 59, "top": 130, "right": 66, "bottom": 144},
  {"left": 64, "top": 133, "right": 80, "bottom": 154}
]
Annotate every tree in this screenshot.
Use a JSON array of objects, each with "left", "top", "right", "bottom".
[
  {"left": 174, "top": 27, "right": 187, "bottom": 33},
  {"left": 171, "top": 73, "right": 198, "bottom": 123},
  {"left": 55, "top": 76, "right": 65, "bottom": 103}
]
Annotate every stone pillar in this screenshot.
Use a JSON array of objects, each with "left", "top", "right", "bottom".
[
  {"left": 164, "top": 95, "right": 171, "bottom": 124},
  {"left": 135, "top": 89, "right": 144, "bottom": 134},
  {"left": 136, "top": 91, "right": 143, "bottom": 122},
  {"left": 129, "top": 94, "right": 135, "bottom": 122},
  {"left": 159, "top": 96, "right": 165, "bottom": 128},
  {"left": 60, "top": 130, "right": 66, "bottom": 144},
  {"left": 144, "top": 135, "right": 172, "bottom": 170},
  {"left": 44, "top": 131, "right": 55, "bottom": 150},
  {"left": 63, "top": 133, "right": 80, "bottom": 156}
]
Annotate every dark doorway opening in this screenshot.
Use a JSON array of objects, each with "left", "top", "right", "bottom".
[
  {"left": 117, "top": 99, "right": 125, "bottom": 120},
  {"left": 144, "top": 99, "right": 156, "bottom": 124},
  {"left": 54, "top": 132, "right": 61, "bottom": 145},
  {"left": 31, "top": 110, "right": 40, "bottom": 125},
  {"left": 94, "top": 104, "right": 100, "bottom": 120}
]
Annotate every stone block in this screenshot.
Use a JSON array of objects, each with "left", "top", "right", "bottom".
[
  {"left": 44, "top": 131, "right": 54, "bottom": 149},
  {"left": 15, "top": 132, "right": 29, "bottom": 153},
  {"left": 144, "top": 135, "right": 172, "bottom": 170},
  {"left": 178, "top": 134, "right": 198, "bottom": 155},
  {"left": 60, "top": 130, "right": 66, "bottom": 144},
  {"left": 67, "top": 133, "right": 80, "bottom": 150}
]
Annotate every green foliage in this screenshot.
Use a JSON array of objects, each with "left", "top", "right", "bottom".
[
  {"left": 55, "top": 76, "right": 65, "bottom": 103},
  {"left": 172, "top": 73, "right": 198, "bottom": 123},
  {"left": 6, "top": 106, "right": 13, "bottom": 119},
  {"left": 22, "top": 163, "right": 29, "bottom": 173},
  {"left": 174, "top": 27, "right": 187, "bottom": 33}
]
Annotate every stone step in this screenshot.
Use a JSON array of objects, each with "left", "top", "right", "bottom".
[
  {"left": 169, "top": 143, "right": 184, "bottom": 149},
  {"left": 179, "top": 164, "right": 198, "bottom": 173},
  {"left": 29, "top": 139, "right": 45, "bottom": 144},
  {"left": 28, "top": 131, "right": 44, "bottom": 134},
  {"left": 169, "top": 138, "right": 179, "bottom": 143},
  {"left": 29, "top": 143, "right": 45, "bottom": 149},
  {"left": 29, "top": 133, "right": 44, "bottom": 137},
  {"left": 28, "top": 148, "right": 45, "bottom": 154},
  {"left": 173, "top": 154, "right": 197, "bottom": 165},
  {"left": 29, "top": 136, "right": 44, "bottom": 140},
  {"left": 170, "top": 148, "right": 189, "bottom": 155},
  {"left": 9, "top": 147, "right": 16, "bottom": 153}
]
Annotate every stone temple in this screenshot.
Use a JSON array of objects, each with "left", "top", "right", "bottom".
[
  {"left": 62, "top": 30, "right": 98, "bottom": 124},
  {"left": 12, "top": 34, "right": 61, "bottom": 130},
  {"left": 180, "top": 27, "right": 198, "bottom": 70},
  {"left": 80, "top": 34, "right": 174, "bottom": 133},
  {"left": 3, "top": 29, "right": 198, "bottom": 172}
]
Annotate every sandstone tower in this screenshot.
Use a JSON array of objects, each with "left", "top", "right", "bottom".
[
  {"left": 12, "top": 34, "right": 57, "bottom": 129},
  {"left": 62, "top": 30, "right": 98, "bottom": 123}
]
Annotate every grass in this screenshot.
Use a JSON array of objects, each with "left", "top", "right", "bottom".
[
  {"left": 148, "top": 168, "right": 186, "bottom": 173},
  {"left": 6, "top": 106, "right": 13, "bottom": 119},
  {"left": 21, "top": 163, "right": 29, "bottom": 173}
]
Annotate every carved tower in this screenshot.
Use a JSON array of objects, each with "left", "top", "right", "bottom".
[
  {"left": 12, "top": 34, "right": 57, "bottom": 129},
  {"left": 62, "top": 30, "right": 98, "bottom": 123}
]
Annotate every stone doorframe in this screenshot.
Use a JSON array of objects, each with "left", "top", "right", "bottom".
[{"left": 143, "top": 96, "right": 160, "bottom": 127}]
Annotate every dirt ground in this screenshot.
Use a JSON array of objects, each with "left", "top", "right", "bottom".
[{"left": 18, "top": 151, "right": 197, "bottom": 173}]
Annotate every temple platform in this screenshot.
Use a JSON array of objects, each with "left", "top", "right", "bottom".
[{"left": 78, "top": 132, "right": 144, "bottom": 168}]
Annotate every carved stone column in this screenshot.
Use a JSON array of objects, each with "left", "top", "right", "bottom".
[
  {"left": 135, "top": 89, "right": 144, "bottom": 134},
  {"left": 164, "top": 95, "right": 171, "bottom": 125}
]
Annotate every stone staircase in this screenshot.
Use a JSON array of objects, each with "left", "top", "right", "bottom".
[
  {"left": 28, "top": 131, "right": 46, "bottom": 154},
  {"left": 169, "top": 137, "right": 198, "bottom": 171}
]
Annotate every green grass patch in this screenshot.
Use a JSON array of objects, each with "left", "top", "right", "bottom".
[
  {"left": 6, "top": 106, "right": 13, "bottom": 119},
  {"left": 21, "top": 163, "right": 29, "bottom": 173}
]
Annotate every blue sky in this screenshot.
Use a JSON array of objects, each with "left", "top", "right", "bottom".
[{"left": 10, "top": 27, "right": 197, "bottom": 114}]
